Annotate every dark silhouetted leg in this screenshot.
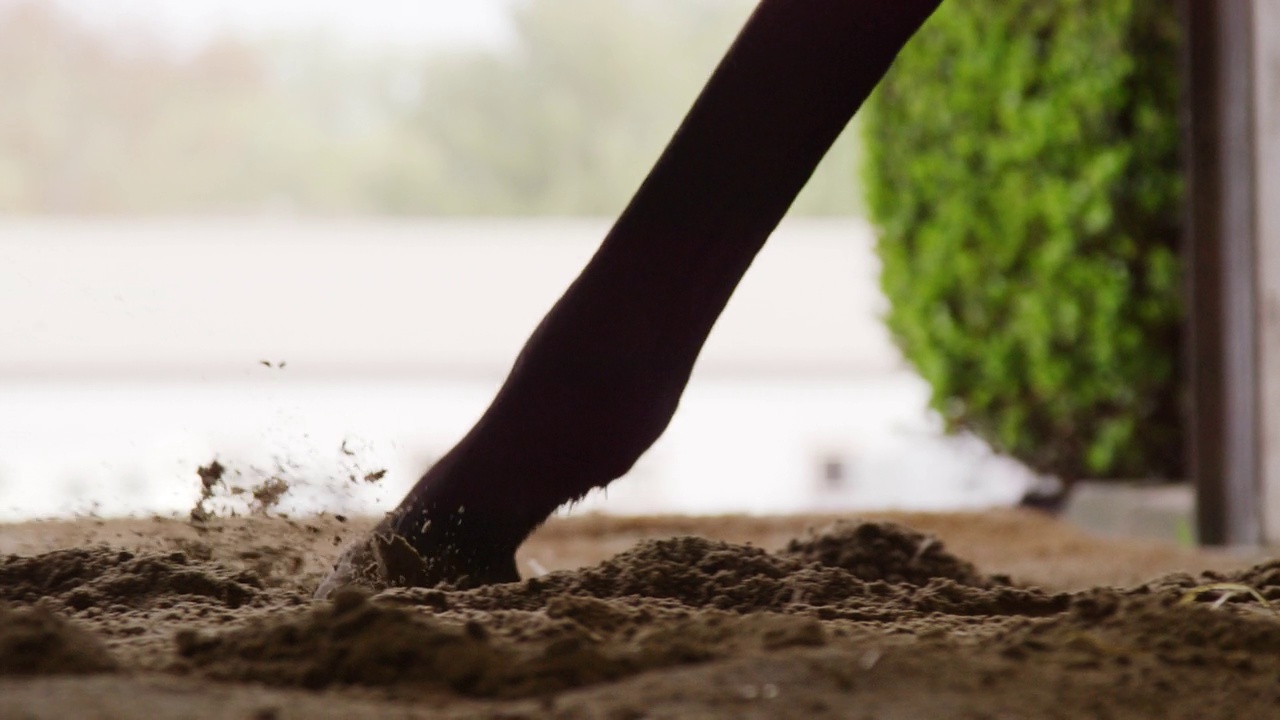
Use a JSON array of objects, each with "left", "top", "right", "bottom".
[{"left": 316, "top": 0, "right": 943, "bottom": 596}]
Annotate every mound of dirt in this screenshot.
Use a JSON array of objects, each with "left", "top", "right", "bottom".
[
  {"left": 1012, "top": 590, "right": 1280, "bottom": 661},
  {"left": 427, "top": 532, "right": 1066, "bottom": 622},
  {"left": 2, "top": 512, "right": 1277, "bottom": 719},
  {"left": 177, "top": 522, "right": 1073, "bottom": 699},
  {"left": 177, "top": 583, "right": 839, "bottom": 699},
  {"left": 0, "top": 604, "right": 117, "bottom": 675},
  {"left": 0, "top": 547, "right": 263, "bottom": 612},
  {"left": 1212, "top": 558, "right": 1280, "bottom": 602},
  {"left": 779, "top": 519, "right": 991, "bottom": 587},
  {"left": 176, "top": 587, "right": 509, "bottom": 694}
]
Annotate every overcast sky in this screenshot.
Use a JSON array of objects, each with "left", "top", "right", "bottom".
[{"left": 48, "top": 0, "right": 514, "bottom": 52}]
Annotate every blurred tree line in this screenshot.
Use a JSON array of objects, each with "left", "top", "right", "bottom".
[{"left": 0, "top": 0, "right": 862, "bottom": 216}]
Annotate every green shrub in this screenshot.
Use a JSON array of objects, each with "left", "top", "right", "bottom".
[{"left": 861, "top": 0, "right": 1182, "bottom": 481}]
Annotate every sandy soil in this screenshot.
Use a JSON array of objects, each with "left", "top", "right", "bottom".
[{"left": 1, "top": 509, "right": 1276, "bottom": 719}]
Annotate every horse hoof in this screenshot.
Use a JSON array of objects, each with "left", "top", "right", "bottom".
[{"left": 314, "top": 526, "right": 520, "bottom": 599}]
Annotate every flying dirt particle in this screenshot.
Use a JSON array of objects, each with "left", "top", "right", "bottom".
[
  {"left": 198, "top": 462, "right": 225, "bottom": 493},
  {"left": 190, "top": 461, "right": 226, "bottom": 523},
  {"left": 251, "top": 478, "right": 290, "bottom": 515},
  {"left": 363, "top": 470, "right": 387, "bottom": 484}
]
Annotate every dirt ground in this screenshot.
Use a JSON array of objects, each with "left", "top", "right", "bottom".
[{"left": 1, "top": 509, "right": 1277, "bottom": 719}]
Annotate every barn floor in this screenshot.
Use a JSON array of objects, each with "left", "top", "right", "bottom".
[{"left": 1, "top": 510, "right": 1276, "bottom": 719}]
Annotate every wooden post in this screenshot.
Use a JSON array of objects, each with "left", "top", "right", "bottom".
[
  {"left": 1255, "top": 0, "right": 1280, "bottom": 545},
  {"left": 1182, "top": 0, "right": 1263, "bottom": 545}
]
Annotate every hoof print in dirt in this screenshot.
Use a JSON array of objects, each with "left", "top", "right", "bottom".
[{"left": 0, "top": 604, "right": 118, "bottom": 675}]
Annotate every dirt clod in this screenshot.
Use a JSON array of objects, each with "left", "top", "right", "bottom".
[
  {"left": 0, "top": 604, "right": 118, "bottom": 675},
  {"left": 190, "top": 461, "right": 226, "bottom": 523},
  {"left": 250, "top": 478, "right": 290, "bottom": 514}
]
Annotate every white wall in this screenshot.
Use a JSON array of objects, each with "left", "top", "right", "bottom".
[
  {"left": 0, "top": 375, "right": 1032, "bottom": 520},
  {"left": 579, "top": 374, "right": 1030, "bottom": 515},
  {"left": 0, "top": 218, "right": 1035, "bottom": 519}
]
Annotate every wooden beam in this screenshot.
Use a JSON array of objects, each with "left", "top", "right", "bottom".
[
  {"left": 1182, "top": 0, "right": 1262, "bottom": 545},
  {"left": 1255, "top": 0, "right": 1280, "bottom": 544}
]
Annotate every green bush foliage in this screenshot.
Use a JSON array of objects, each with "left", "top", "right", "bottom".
[{"left": 862, "top": 0, "right": 1182, "bottom": 481}]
